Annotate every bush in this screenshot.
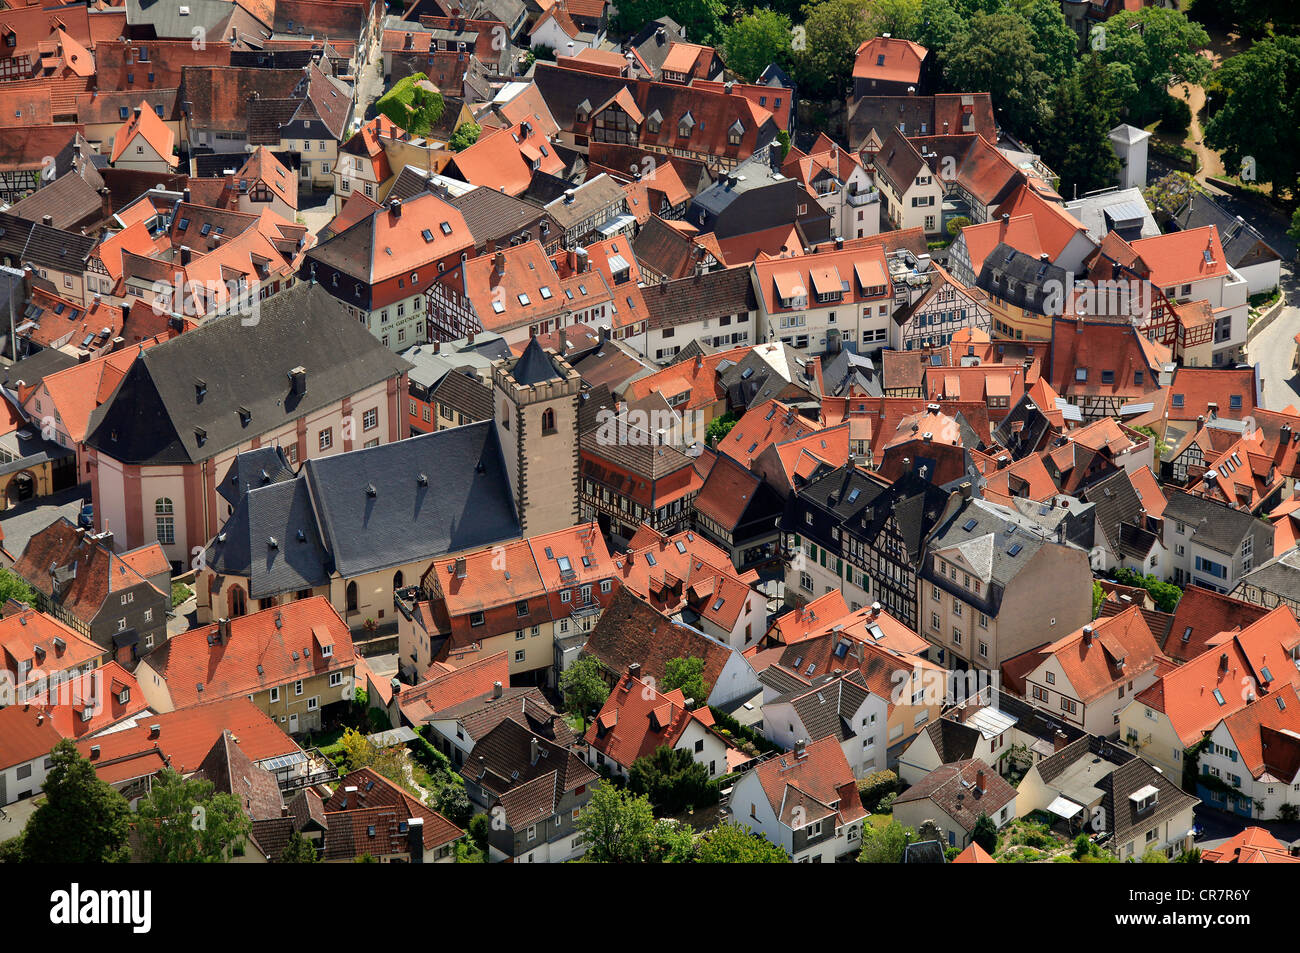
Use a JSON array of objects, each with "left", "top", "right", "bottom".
[
  {"left": 707, "top": 707, "right": 782, "bottom": 755},
  {"left": 857, "top": 769, "right": 900, "bottom": 812},
  {"left": 1111, "top": 567, "right": 1182, "bottom": 613},
  {"left": 1155, "top": 94, "right": 1192, "bottom": 137},
  {"left": 170, "top": 581, "right": 192, "bottom": 608}
]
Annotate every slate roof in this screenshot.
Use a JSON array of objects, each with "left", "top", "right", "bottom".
[
  {"left": 770, "top": 669, "right": 872, "bottom": 745},
  {"left": 216, "top": 445, "right": 295, "bottom": 507},
  {"left": 511, "top": 336, "right": 562, "bottom": 386},
  {"left": 1173, "top": 192, "right": 1282, "bottom": 271},
  {"left": 195, "top": 729, "right": 285, "bottom": 821},
  {"left": 207, "top": 477, "right": 333, "bottom": 598},
  {"left": 1162, "top": 488, "right": 1272, "bottom": 557},
  {"left": 448, "top": 186, "right": 552, "bottom": 248},
  {"left": 84, "top": 282, "right": 411, "bottom": 465},
  {"left": 1097, "top": 752, "right": 1199, "bottom": 845},
  {"left": 302, "top": 421, "right": 521, "bottom": 578},
  {"left": 0, "top": 212, "right": 96, "bottom": 273}
]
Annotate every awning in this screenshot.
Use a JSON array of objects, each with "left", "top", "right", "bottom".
[
  {"left": 1047, "top": 795, "right": 1084, "bottom": 819},
  {"left": 773, "top": 271, "right": 804, "bottom": 303},
  {"left": 810, "top": 266, "right": 843, "bottom": 297},
  {"left": 986, "top": 374, "right": 1011, "bottom": 397},
  {"left": 855, "top": 259, "right": 888, "bottom": 291}
]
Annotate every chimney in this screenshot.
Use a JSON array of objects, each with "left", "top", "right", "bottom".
[
  {"left": 492, "top": 251, "right": 505, "bottom": 282},
  {"left": 217, "top": 617, "right": 230, "bottom": 644},
  {"left": 794, "top": 738, "right": 807, "bottom": 758},
  {"left": 180, "top": 245, "right": 192, "bottom": 266},
  {"left": 389, "top": 197, "right": 402, "bottom": 218},
  {"left": 1219, "top": 652, "right": 1229, "bottom": 673},
  {"left": 492, "top": 680, "right": 502, "bottom": 699},
  {"left": 454, "top": 556, "right": 467, "bottom": 579},
  {"left": 564, "top": 189, "right": 575, "bottom": 205},
  {"left": 529, "top": 736, "right": 540, "bottom": 764},
  {"left": 42, "top": 214, "right": 52, "bottom": 227},
  {"left": 975, "top": 769, "right": 985, "bottom": 792},
  {"left": 133, "top": 105, "right": 141, "bottom": 119},
  {"left": 289, "top": 366, "right": 306, "bottom": 396},
  {"left": 628, "top": 661, "right": 641, "bottom": 679},
  {"left": 1054, "top": 730, "right": 1069, "bottom": 753},
  {"left": 149, "top": 723, "right": 161, "bottom": 739},
  {"left": 390, "top": 677, "right": 401, "bottom": 697},
  {"left": 1082, "top": 624, "right": 1093, "bottom": 646},
  {"left": 959, "top": 481, "right": 972, "bottom": 500},
  {"left": 183, "top": 188, "right": 191, "bottom": 203}
]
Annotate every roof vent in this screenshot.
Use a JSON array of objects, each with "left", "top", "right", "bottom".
[
  {"left": 365, "top": 483, "right": 377, "bottom": 497},
  {"left": 416, "top": 473, "right": 428, "bottom": 487}
]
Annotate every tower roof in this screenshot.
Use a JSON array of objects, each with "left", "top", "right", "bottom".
[{"left": 512, "top": 336, "right": 562, "bottom": 386}]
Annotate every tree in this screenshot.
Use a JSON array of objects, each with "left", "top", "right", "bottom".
[
  {"left": 865, "top": 0, "right": 923, "bottom": 39},
  {"left": 612, "top": 0, "right": 725, "bottom": 47},
  {"left": 915, "top": 0, "right": 966, "bottom": 59},
  {"left": 628, "top": 745, "right": 719, "bottom": 814},
  {"left": 559, "top": 655, "right": 611, "bottom": 720},
  {"left": 646, "top": 818, "right": 699, "bottom": 862},
  {"left": 796, "top": 0, "right": 875, "bottom": 100},
  {"left": 942, "top": 11, "right": 1051, "bottom": 140},
  {"left": 1037, "top": 54, "right": 1121, "bottom": 199},
  {"left": 1092, "top": 580, "right": 1105, "bottom": 617},
  {"left": 0, "top": 568, "right": 38, "bottom": 607},
  {"left": 1175, "top": 846, "right": 1202, "bottom": 863},
  {"left": 723, "top": 9, "right": 793, "bottom": 82},
  {"left": 946, "top": 216, "right": 970, "bottom": 237},
  {"left": 448, "top": 121, "right": 481, "bottom": 152},
  {"left": 1205, "top": 36, "right": 1300, "bottom": 201},
  {"left": 1143, "top": 170, "right": 1200, "bottom": 221},
  {"left": 706, "top": 410, "right": 740, "bottom": 445},
  {"left": 577, "top": 783, "right": 657, "bottom": 862},
  {"left": 857, "top": 818, "right": 914, "bottom": 863},
  {"left": 696, "top": 822, "right": 790, "bottom": 862},
  {"left": 971, "top": 812, "right": 998, "bottom": 854},
  {"left": 1098, "top": 7, "right": 1210, "bottom": 124},
  {"left": 22, "top": 740, "right": 131, "bottom": 863},
  {"left": 134, "top": 769, "right": 251, "bottom": 862},
  {"left": 334, "top": 727, "right": 415, "bottom": 795},
  {"left": 777, "top": 129, "right": 791, "bottom": 160},
  {"left": 1008, "top": 0, "right": 1078, "bottom": 88},
  {"left": 662, "top": 656, "right": 710, "bottom": 704},
  {"left": 1139, "top": 847, "right": 1169, "bottom": 863},
  {"left": 279, "top": 831, "right": 319, "bottom": 863}
]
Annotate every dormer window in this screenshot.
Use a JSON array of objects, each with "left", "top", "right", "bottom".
[
  {"left": 728, "top": 120, "right": 744, "bottom": 146},
  {"left": 678, "top": 111, "right": 694, "bottom": 138},
  {"left": 646, "top": 109, "right": 662, "bottom": 134}
]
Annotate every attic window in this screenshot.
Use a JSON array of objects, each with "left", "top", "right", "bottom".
[
  {"left": 1230, "top": 395, "right": 1242, "bottom": 411},
  {"left": 421, "top": 229, "right": 434, "bottom": 242},
  {"left": 238, "top": 407, "right": 251, "bottom": 426},
  {"left": 440, "top": 222, "right": 452, "bottom": 235},
  {"left": 194, "top": 428, "right": 206, "bottom": 446},
  {"left": 1007, "top": 543, "right": 1023, "bottom": 557},
  {"left": 1075, "top": 368, "right": 1087, "bottom": 382},
  {"left": 1213, "top": 689, "right": 1225, "bottom": 705},
  {"left": 177, "top": 218, "right": 190, "bottom": 231},
  {"left": 1181, "top": 626, "right": 1192, "bottom": 643},
  {"left": 200, "top": 223, "right": 212, "bottom": 237},
  {"left": 1172, "top": 394, "right": 1184, "bottom": 409}
]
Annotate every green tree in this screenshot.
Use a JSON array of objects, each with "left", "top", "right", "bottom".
[
  {"left": 646, "top": 818, "right": 699, "bottom": 862},
  {"left": 946, "top": 216, "right": 970, "bottom": 237},
  {"left": 1092, "top": 580, "right": 1105, "bottom": 617},
  {"left": 723, "top": 9, "right": 793, "bottom": 82},
  {"left": 334, "top": 727, "right": 417, "bottom": 794},
  {"left": 559, "top": 654, "right": 611, "bottom": 721},
  {"left": 695, "top": 822, "right": 790, "bottom": 862},
  {"left": 1175, "top": 846, "right": 1202, "bottom": 863},
  {"left": 1098, "top": 7, "right": 1210, "bottom": 124},
  {"left": 577, "top": 783, "right": 657, "bottom": 862},
  {"left": 915, "top": 0, "right": 966, "bottom": 58},
  {"left": 134, "top": 768, "right": 251, "bottom": 862},
  {"left": 777, "top": 129, "right": 791, "bottom": 159},
  {"left": 857, "top": 818, "right": 914, "bottom": 863},
  {"left": 0, "top": 568, "right": 38, "bottom": 607},
  {"left": 1204, "top": 36, "right": 1300, "bottom": 201},
  {"left": 1143, "top": 170, "right": 1200, "bottom": 220},
  {"left": 448, "top": 121, "right": 481, "bottom": 152},
  {"left": 22, "top": 739, "right": 131, "bottom": 863},
  {"left": 971, "top": 812, "right": 998, "bottom": 854},
  {"left": 1008, "top": 0, "right": 1078, "bottom": 88},
  {"left": 628, "top": 745, "right": 719, "bottom": 814},
  {"left": 706, "top": 410, "right": 740, "bottom": 445},
  {"left": 1038, "top": 54, "right": 1121, "bottom": 199},
  {"left": 797, "top": 0, "right": 875, "bottom": 100},
  {"left": 279, "top": 830, "right": 320, "bottom": 863},
  {"left": 942, "top": 11, "right": 1051, "bottom": 140},
  {"left": 662, "top": 656, "right": 710, "bottom": 704},
  {"left": 865, "top": 0, "right": 923, "bottom": 38},
  {"left": 613, "top": 0, "right": 725, "bottom": 47}
]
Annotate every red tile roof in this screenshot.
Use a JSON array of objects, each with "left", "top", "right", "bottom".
[
  {"left": 584, "top": 671, "right": 714, "bottom": 767},
  {"left": 746, "top": 735, "right": 866, "bottom": 829},
  {"left": 76, "top": 697, "right": 300, "bottom": 782},
  {"left": 110, "top": 101, "right": 177, "bottom": 166},
  {"left": 1131, "top": 225, "right": 1229, "bottom": 288},
  {"left": 1202, "top": 826, "right": 1300, "bottom": 863},
  {"left": 142, "top": 597, "right": 355, "bottom": 708},
  {"left": 853, "top": 36, "right": 926, "bottom": 84}
]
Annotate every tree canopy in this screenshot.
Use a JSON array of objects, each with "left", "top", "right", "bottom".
[
  {"left": 662, "top": 656, "right": 710, "bottom": 705},
  {"left": 559, "top": 655, "right": 611, "bottom": 720},
  {"left": 723, "top": 9, "right": 794, "bottom": 82},
  {"left": 134, "top": 768, "right": 251, "bottom": 863},
  {"left": 22, "top": 739, "right": 131, "bottom": 863},
  {"left": 628, "top": 745, "right": 719, "bottom": 815}
]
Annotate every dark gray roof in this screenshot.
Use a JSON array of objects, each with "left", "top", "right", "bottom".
[
  {"left": 1097, "top": 749, "right": 1199, "bottom": 845},
  {"left": 85, "top": 283, "right": 411, "bottom": 465},
  {"left": 0, "top": 212, "right": 96, "bottom": 273},
  {"left": 4, "top": 345, "right": 77, "bottom": 389},
  {"left": 822, "top": 349, "right": 881, "bottom": 398},
  {"left": 429, "top": 367, "right": 492, "bottom": 421},
  {"left": 216, "top": 446, "right": 296, "bottom": 508},
  {"left": 976, "top": 243, "right": 1066, "bottom": 317},
  {"left": 511, "top": 336, "right": 561, "bottom": 386},
  {"left": 1233, "top": 549, "right": 1300, "bottom": 603},
  {"left": 1080, "top": 469, "right": 1143, "bottom": 556},
  {"left": 769, "top": 671, "right": 870, "bottom": 744},
  {"left": 207, "top": 477, "right": 332, "bottom": 600},
  {"left": 543, "top": 174, "right": 626, "bottom": 231},
  {"left": 641, "top": 266, "right": 757, "bottom": 331},
  {"left": 1162, "top": 488, "right": 1271, "bottom": 557},
  {"left": 303, "top": 421, "right": 520, "bottom": 578},
  {"left": 1173, "top": 192, "right": 1282, "bottom": 270}
]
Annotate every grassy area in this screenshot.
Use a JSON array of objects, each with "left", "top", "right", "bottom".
[
  {"left": 170, "top": 581, "right": 192, "bottom": 608},
  {"left": 374, "top": 73, "right": 443, "bottom": 137}
]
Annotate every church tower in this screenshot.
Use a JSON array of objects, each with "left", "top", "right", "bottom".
[{"left": 491, "top": 337, "right": 582, "bottom": 537}]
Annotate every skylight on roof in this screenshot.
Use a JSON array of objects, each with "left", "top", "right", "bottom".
[
  {"left": 421, "top": 228, "right": 434, "bottom": 242},
  {"left": 963, "top": 518, "right": 978, "bottom": 531},
  {"left": 1007, "top": 543, "right": 1023, "bottom": 557},
  {"left": 1213, "top": 689, "right": 1225, "bottom": 706}
]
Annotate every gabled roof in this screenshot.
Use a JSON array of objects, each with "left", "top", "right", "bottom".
[
  {"left": 110, "top": 101, "right": 177, "bottom": 166},
  {"left": 745, "top": 735, "right": 866, "bottom": 830},
  {"left": 585, "top": 671, "right": 714, "bottom": 767},
  {"left": 895, "top": 758, "right": 1016, "bottom": 831},
  {"left": 85, "top": 282, "right": 410, "bottom": 465},
  {"left": 143, "top": 597, "right": 355, "bottom": 709}
]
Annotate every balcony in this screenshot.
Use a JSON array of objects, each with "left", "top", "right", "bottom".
[
  {"left": 846, "top": 189, "right": 879, "bottom": 207},
  {"left": 265, "top": 747, "right": 340, "bottom": 793}
]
